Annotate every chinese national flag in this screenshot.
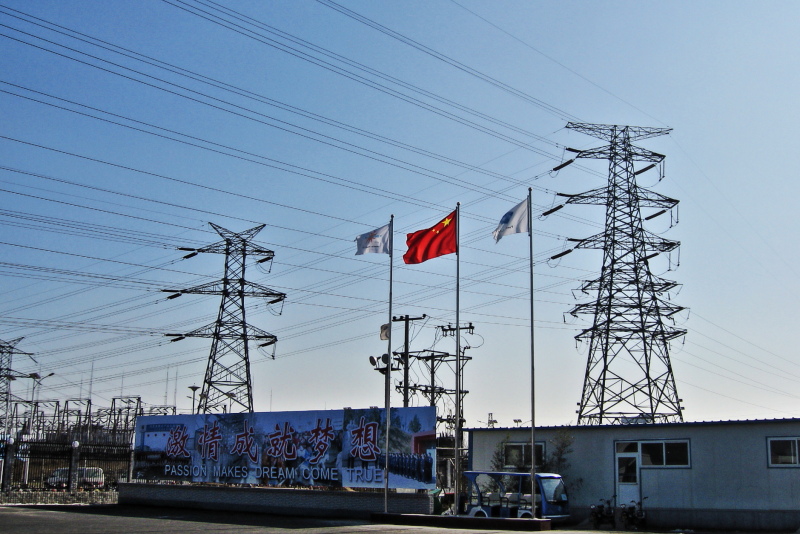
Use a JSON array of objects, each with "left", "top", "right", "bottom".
[{"left": 403, "top": 210, "right": 457, "bottom": 264}]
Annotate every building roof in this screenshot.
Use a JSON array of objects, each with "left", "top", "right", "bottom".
[{"left": 465, "top": 417, "right": 800, "bottom": 433}]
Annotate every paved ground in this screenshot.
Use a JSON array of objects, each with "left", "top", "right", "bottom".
[{"left": 0, "top": 504, "right": 669, "bottom": 534}]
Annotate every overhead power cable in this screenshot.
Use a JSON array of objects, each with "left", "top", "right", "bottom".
[
  {"left": 0, "top": 262, "right": 168, "bottom": 290},
  {"left": 0, "top": 5, "right": 571, "bottom": 188},
  {"left": 0, "top": 316, "right": 167, "bottom": 336},
  {"left": 0, "top": 79, "right": 521, "bottom": 203},
  {"left": 314, "top": 0, "right": 582, "bottom": 123},
  {"left": 0, "top": 165, "right": 355, "bottom": 245},
  {"left": 448, "top": 0, "right": 666, "bottom": 126},
  {"left": 0, "top": 79, "right": 466, "bottom": 207},
  {"left": 0, "top": 239, "right": 206, "bottom": 278},
  {"left": 170, "top": 0, "right": 568, "bottom": 145},
  {"left": 0, "top": 135, "right": 361, "bottom": 225},
  {"left": 157, "top": 0, "right": 599, "bottom": 168},
  {"left": 0, "top": 13, "right": 583, "bottom": 187}
]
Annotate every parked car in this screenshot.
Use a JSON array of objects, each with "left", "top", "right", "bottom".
[{"left": 46, "top": 467, "right": 105, "bottom": 489}]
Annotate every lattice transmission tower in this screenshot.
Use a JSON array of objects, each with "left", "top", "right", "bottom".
[
  {"left": 166, "top": 223, "right": 286, "bottom": 414},
  {"left": 559, "top": 123, "right": 686, "bottom": 425},
  {"left": 0, "top": 337, "right": 32, "bottom": 436}
]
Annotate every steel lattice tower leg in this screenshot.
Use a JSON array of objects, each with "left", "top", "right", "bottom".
[
  {"left": 165, "top": 223, "right": 286, "bottom": 414},
  {"left": 0, "top": 338, "right": 22, "bottom": 437},
  {"left": 0, "top": 337, "right": 34, "bottom": 438},
  {"left": 562, "top": 123, "right": 686, "bottom": 425}
]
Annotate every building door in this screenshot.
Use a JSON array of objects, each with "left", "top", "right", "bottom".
[{"left": 615, "top": 442, "right": 640, "bottom": 506}]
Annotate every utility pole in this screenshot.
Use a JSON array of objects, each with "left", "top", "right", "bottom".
[
  {"left": 391, "top": 314, "right": 426, "bottom": 407},
  {"left": 438, "top": 323, "right": 474, "bottom": 429},
  {"left": 165, "top": 223, "right": 286, "bottom": 414},
  {"left": 557, "top": 123, "right": 686, "bottom": 425},
  {"left": 438, "top": 322, "right": 474, "bottom": 497},
  {"left": 405, "top": 350, "right": 452, "bottom": 407}
]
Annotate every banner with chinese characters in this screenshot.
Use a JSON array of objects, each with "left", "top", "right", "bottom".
[{"left": 134, "top": 406, "right": 436, "bottom": 489}]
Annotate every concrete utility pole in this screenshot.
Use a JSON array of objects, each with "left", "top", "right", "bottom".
[{"left": 391, "top": 314, "right": 426, "bottom": 407}]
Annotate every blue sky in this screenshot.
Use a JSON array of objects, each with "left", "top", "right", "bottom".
[{"left": 1, "top": 0, "right": 798, "bottom": 428}]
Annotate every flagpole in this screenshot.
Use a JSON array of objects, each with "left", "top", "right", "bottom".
[
  {"left": 454, "top": 203, "right": 462, "bottom": 514},
  {"left": 527, "top": 188, "right": 537, "bottom": 503},
  {"left": 384, "top": 215, "right": 393, "bottom": 514}
]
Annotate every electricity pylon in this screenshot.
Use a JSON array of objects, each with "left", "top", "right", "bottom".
[
  {"left": 166, "top": 223, "right": 286, "bottom": 414},
  {"left": 560, "top": 123, "right": 686, "bottom": 425},
  {"left": 0, "top": 337, "right": 33, "bottom": 437}
]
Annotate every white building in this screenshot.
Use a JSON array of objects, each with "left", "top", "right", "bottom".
[{"left": 467, "top": 418, "right": 800, "bottom": 531}]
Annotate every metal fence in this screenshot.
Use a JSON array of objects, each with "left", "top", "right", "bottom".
[{"left": 0, "top": 438, "right": 131, "bottom": 491}]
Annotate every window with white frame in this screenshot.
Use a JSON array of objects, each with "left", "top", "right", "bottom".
[
  {"left": 768, "top": 437, "right": 800, "bottom": 466},
  {"left": 640, "top": 440, "right": 690, "bottom": 467}
]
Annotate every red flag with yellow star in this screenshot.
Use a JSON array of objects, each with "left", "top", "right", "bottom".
[{"left": 403, "top": 210, "right": 457, "bottom": 264}]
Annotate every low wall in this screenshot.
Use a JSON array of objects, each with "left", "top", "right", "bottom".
[
  {"left": 118, "top": 483, "right": 432, "bottom": 519},
  {"left": 648, "top": 508, "right": 800, "bottom": 532},
  {"left": 0, "top": 490, "right": 118, "bottom": 505},
  {"left": 570, "top": 506, "right": 800, "bottom": 532}
]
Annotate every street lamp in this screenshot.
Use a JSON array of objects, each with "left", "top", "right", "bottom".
[
  {"left": 188, "top": 385, "right": 200, "bottom": 414},
  {"left": 368, "top": 352, "right": 399, "bottom": 514},
  {"left": 29, "top": 372, "right": 54, "bottom": 404},
  {"left": 23, "top": 372, "right": 53, "bottom": 439}
]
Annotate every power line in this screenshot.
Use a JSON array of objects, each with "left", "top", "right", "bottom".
[
  {"left": 315, "top": 0, "right": 582, "bottom": 122},
  {"left": 447, "top": 0, "right": 667, "bottom": 126},
  {"left": 160, "top": 0, "right": 582, "bottom": 158},
  {"left": 0, "top": 11, "right": 591, "bottom": 190},
  {"left": 0, "top": 4, "right": 575, "bottom": 187}
]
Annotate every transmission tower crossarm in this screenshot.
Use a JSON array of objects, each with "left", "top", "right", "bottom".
[
  {"left": 559, "top": 186, "right": 610, "bottom": 205},
  {"left": 208, "top": 222, "right": 265, "bottom": 242},
  {"left": 633, "top": 187, "right": 679, "bottom": 209},
  {"left": 166, "top": 279, "right": 286, "bottom": 302},
  {"left": 562, "top": 185, "right": 677, "bottom": 209},
  {"left": 179, "top": 321, "right": 278, "bottom": 342},
  {"left": 195, "top": 241, "right": 275, "bottom": 258},
  {"left": 186, "top": 224, "right": 274, "bottom": 259},
  {"left": 579, "top": 276, "right": 680, "bottom": 294},
  {"left": 565, "top": 122, "right": 672, "bottom": 142},
  {"left": 571, "top": 299, "right": 685, "bottom": 319},
  {"left": 240, "top": 281, "right": 287, "bottom": 303},
  {"left": 572, "top": 230, "right": 678, "bottom": 253}
]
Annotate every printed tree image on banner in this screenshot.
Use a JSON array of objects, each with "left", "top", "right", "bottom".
[{"left": 134, "top": 406, "right": 436, "bottom": 490}]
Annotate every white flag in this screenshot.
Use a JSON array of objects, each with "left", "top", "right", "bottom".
[
  {"left": 355, "top": 223, "right": 390, "bottom": 255},
  {"left": 493, "top": 198, "right": 529, "bottom": 242}
]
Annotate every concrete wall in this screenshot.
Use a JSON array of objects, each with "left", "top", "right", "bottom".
[
  {"left": 118, "top": 483, "right": 432, "bottom": 519},
  {"left": 468, "top": 419, "right": 800, "bottom": 531},
  {"left": 0, "top": 490, "right": 118, "bottom": 505}
]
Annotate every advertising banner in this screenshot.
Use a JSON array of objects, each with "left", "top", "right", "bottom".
[{"left": 134, "top": 406, "right": 436, "bottom": 489}]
